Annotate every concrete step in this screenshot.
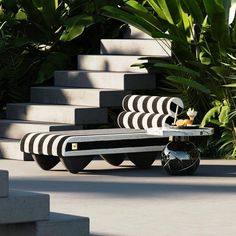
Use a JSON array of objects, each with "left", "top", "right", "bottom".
[
  {"left": 101, "top": 39, "right": 171, "bottom": 56},
  {"left": 77, "top": 55, "right": 148, "bottom": 72},
  {"left": 0, "top": 190, "right": 49, "bottom": 224},
  {"left": 122, "top": 25, "right": 152, "bottom": 39},
  {"left": 0, "top": 120, "right": 82, "bottom": 139},
  {"left": 31, "top": 87, "right": 130, "bottom": 107},
  {"left": 54, "top": 71, "right": 155, "bottom": 90},
  {"left": 0, "top": 138, "right": 32, "bottom": 161},
  {"left": 0, "top": 212, "right": 89, "bottom": 236},
  {"left": 0, "top": 170, "right": 8, "bottom": 197},
  {"left": 7, "top": 103, "right": 107, "bottom": 125}
]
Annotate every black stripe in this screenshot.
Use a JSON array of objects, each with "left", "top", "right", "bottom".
[
  {"left": 47, "top": 135, "right": 61, "bottom": 156},
  {"left": 157, "top": 114, "right": 165, "bottom": 127},
  {"left": 137, "top": 113, "right": 146, "bottom": 129},
  {"left": 29, "top": 133, "right": 42, "bottom": 153},
  {"left": 127, "top": 112, "right": 136, "bottom": 129},
  {"left": 166, "top": 116, "right": 174, "bottom": 125},
  {"left": 142, "top": 96, "right": 151, "bottom": 113},
  {"left": 65, "top": 137, "right": 168, "bottom": 152},
  {"left": 122, "top": 95, "right": 132, "bottom": 111},
  {"left": 38, "top": 134, "right": 53, "bottom": 154},
  {"left": 117, "top": 111, "right": 127, "bottom": 128},
  {"left": 20, "top": 133, "right": 33, "bottom": 152},
  {"left": 133, "top": 95, "right": 141, "bottom": 112},
  {"left": 147, "top": 113, "right": 156, "bottom": 128},
  {"left": 170, "top": 101, "right": 183, "bottom": 114},
  {"left": 57, "top": 136, "right": 70, "bottom": 156},
  {"left": 162, "top": 97, "right": 172, "bottom": 114},
  {"left": 152, "top": 97, "right": 160, "bottom": 113}
]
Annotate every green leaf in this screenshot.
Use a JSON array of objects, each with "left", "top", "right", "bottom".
[
  {"left": 166, "top": 75, "right": 211, "bottom": 94},
  {"left": 201, "top": 105, "right": 221, "bottom": 126},
  {"left": 180, "top": 0, "right": 204, "bottom": 25},
  {"left": 223, "top": 83, "right": 236, "bottom": 87},
  {"left": 60, "top": 15, "right": 94, "bottom": 41},
  {"left": 153, "top": 63, "right": 200, "bottom": 77},
  {"left": 36, "top": 52, "right": 66, "bottom": 84},
  {"left": 219, "top": 105, "right": 230, "bottom": 126},
  {"left": 101, "top": 5, "right": 173, "bottom": 40}
]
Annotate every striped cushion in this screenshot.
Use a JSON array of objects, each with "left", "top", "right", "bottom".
[
  {"left": 20, "top": 132, "right": 70, "bottom": 156},
  {"left": 122, "top": 95, "right": 184, "bottom": 116},
  {"left": 117, "top": 111, "right": 174, "bottom": 130}
]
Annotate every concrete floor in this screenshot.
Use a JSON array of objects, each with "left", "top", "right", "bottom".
[{"left": 1, "top": 158, "right": 236, "bottom": 236}]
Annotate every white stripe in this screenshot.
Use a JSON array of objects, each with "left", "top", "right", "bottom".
[
  {"left": 142, "top": 113, "right": 151, "bottom": 130},
  {"left": 137, "top": 96, "right": 148, "bottom": 113},
  {"left": 146, "top": 96, "right": 157, "bottom": 113},
  {"left": 123, "top": 112, "right": 131, "bottom": 128},
  {"left": 42, "top": 134, "right": 59, "bottom": 155},
  {"left": 33, "top": 133, "right": 49, "bottom": 154},
  {"left": 24, "top": 133, "right": 38, "bottom": 153},
  {"left": 127, "top": 95, "right": 138, "bottom": 112},
  {"left": 51, "top": 135, "right": 68, "bottom": 156},
  {"left": 157, "top": 97, "right": 166, "bottom": 114},
  {"left": 132, "top": 112, "right": 141, "bottom": 129},
  {"left": 151, "top": 114, "right": 161, "bottom": 128}
]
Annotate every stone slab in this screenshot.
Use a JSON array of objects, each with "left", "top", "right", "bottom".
[
  {"left": 0, "top": 212, "right": 89, "bottom": 236},
  {"left": 0, "top": 119, "right": 82, "bottom": 139},
  {"left": 0, "top": 170, "right": 8, "bottom": 197},
  {"left": 101, "top": 39, "right": 171, "bottom": 56},
  {"left": 0, "top": 139, "right": 32, "bottom": 161},
  {"left": 0, "top": 190, "right": 49, "bottom": 224},
  {"left": 30, "top": 87, "right": 130, "bottom": 107},
  {"left": 77, "top": 55, "right": 148, "bottom": 72},
  {"left": 54, "top": 71, "right": 155, "bottom": 90},
  {"left": 7, "top": 103, "right": 107, "bottom": 125}
]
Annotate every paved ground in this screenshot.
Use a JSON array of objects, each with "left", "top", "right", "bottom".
[{"left": 1, "top": 158, "right": 236, "bottom": 236}]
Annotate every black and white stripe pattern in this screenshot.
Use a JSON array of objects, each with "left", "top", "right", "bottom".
[
  {"left": 117, "top": 111, "right": 174, "bottom": 130},
  {"left": 20, "top": 132, "right": 70, "bottom": 156},
  {"left": 122, "top": 95, "right": 184, "bottom": 117}
]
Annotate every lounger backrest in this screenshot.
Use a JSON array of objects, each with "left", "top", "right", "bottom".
[{"left": 117, "top": 95, "right": 184, "bottom": 130}]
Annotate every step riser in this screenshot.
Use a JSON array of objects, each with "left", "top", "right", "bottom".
[
  {"left": 77, "top": 55, "right": 148, "bottom": 72},
  {"left": 7, "top": 104, "right": 107, "bottom": 125},
  {"left": 54, "top": 71, "right": 155, "bottom": 90},
  {"left": 31, "top": 88, "right": 130, "bottom": 107},
  {"left": 101, "top": 39, "right": 171, "bottom": 56},
  {"left": 0, "top": 190, "right": 49, "bottom": 224},
  {"left": 0, "top": 122, "right": 82, "bottom": 139},
  {"left": 0, "top": 139, "right": 32, "bottom": 161},
  {"left": 0, "top": 170, "right": 8, "bottom": 197},
  {"left": 0, "top": 213, "right": 89, "bottom": 236}
]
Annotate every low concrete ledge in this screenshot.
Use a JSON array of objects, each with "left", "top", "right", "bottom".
[
  {"left": 0, "top": 170, "right": 8, "bottom": 197},
  {"left": 0, "top": 190, "right": 49, "bottom": 224},
  {"left": 0, "top": 212, "right": 89, "bottom": 236}
]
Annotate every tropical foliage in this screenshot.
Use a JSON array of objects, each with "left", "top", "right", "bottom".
[
  {"left": 101, "top": 0, "right": 236, "bottom": 157},
  {"left": 0, "top": 0, "right": 123, "bottom": 117}
]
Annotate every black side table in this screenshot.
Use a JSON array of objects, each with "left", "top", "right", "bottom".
[{"left": 147, "top": 127, "right": 214, "bottom": 175}]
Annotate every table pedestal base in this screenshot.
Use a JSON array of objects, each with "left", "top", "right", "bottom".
[{"left": 161, "top": 139, "right": 200, "bottom": 175}]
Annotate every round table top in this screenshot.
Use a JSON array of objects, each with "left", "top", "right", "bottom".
[{"left": 147, "top": 126, "right": 214, "bottom": 137}]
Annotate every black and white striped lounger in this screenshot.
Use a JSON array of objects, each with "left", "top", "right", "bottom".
[
  {"left": 20, "top": 95, "right": 183, "bottom": 174},
  {"left": 20, "top": 128, "right": 168, "bottom": 174}
]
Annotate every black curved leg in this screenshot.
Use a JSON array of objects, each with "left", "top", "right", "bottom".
[
  {"left": 127, "top": 152, "right": 159, "bottom": 169},
  {"left": 60, "top": 156, "right": 94, "bottom": 174},
  {"left": 32, "top": 154, "right": 60, "bottom": 170},
  {"left": 100, "top": 154, "right": 126, "bottom": 166}
]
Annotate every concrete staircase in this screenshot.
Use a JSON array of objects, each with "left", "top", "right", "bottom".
[
  {"left": 0, "top": 25, "right": 171, "bottom": 160},
  {"left": 0, "top": 169, "right": 89, "bottom": 236}
]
